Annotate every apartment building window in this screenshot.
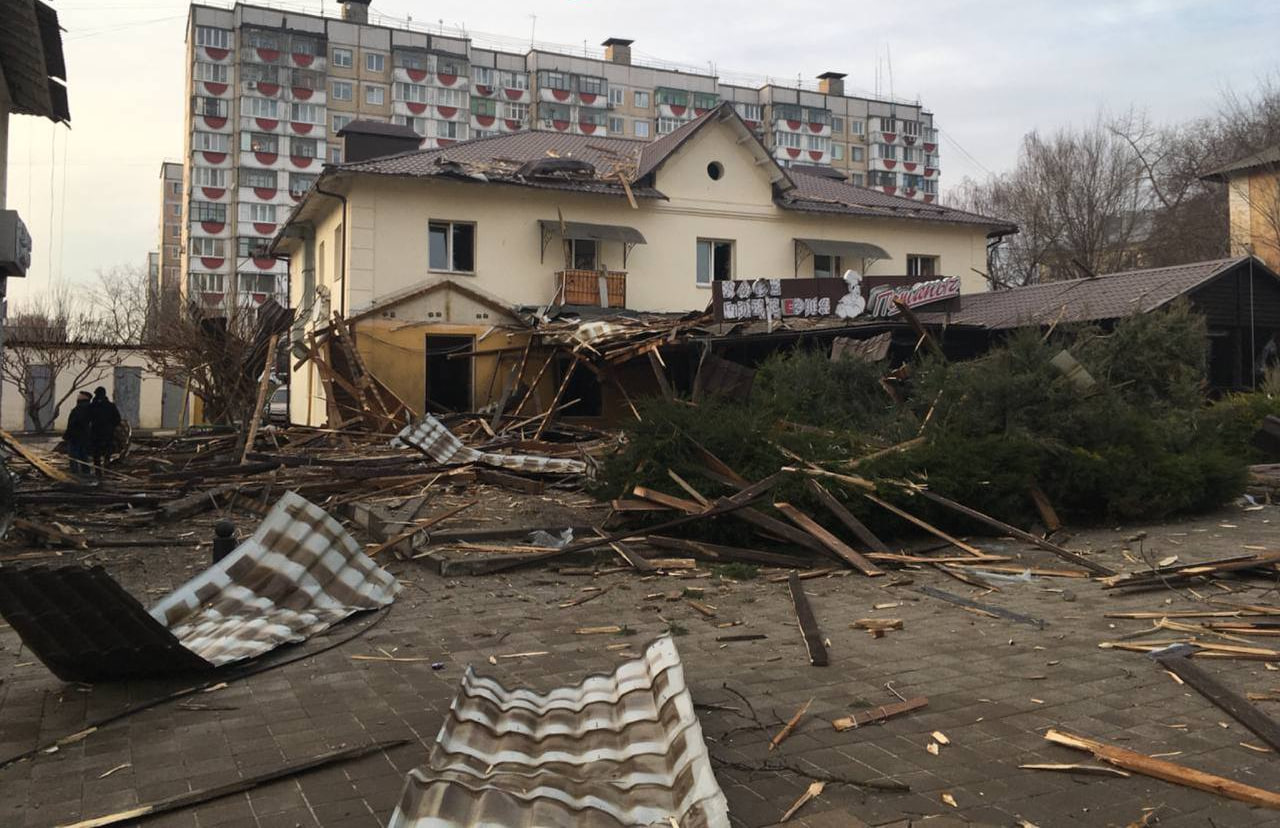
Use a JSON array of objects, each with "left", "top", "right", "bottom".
[
  {"left": 805, "top": 108, "right": 832, "bottom": 126},
  {"left": 190, "top": 237, "right": 225, "bottom": 258},
  {"left": 243, "top": 132, "right": 278, "bottom": 153},
  {"left": 922, "top": 179, "right": 938, "bottom": 195},
  {"left": 332, "top": 47, "right": 353, "bottom": 68},
  {"left": 472, "top": 98, "right": 497, "bottom": 118},
  {"left": 852, "top": 146, "right": 865, "bottom": 162},
  {"left": 634, "top": 120, "right": 650, "bottom": 138},
  {"left": 241, "top": 63, "right": 280, "bottom": 85},
  {"left": 806, "top": 135, "right": 830, "bottom": 152},
  {"left": 540, "top": 71, "right": 571, "bottom": 91},
  {"left": 194, "top": 62, "right": 229, "bottom": 83},
  {"left": 291, "top": 36, "right": 318, "bottom": 57},
  {"left": 499, "top": 70, "right": 528, "bottom": 90},
  {"left": 364, "top": 84, "right": 385, "bottom": 105},
  {"left": 244, "top": 97, "right": 278, "bottom": 118},
  {"left": 194, "top": 131, "right": 229, "bottom": 153},
  {"left": 435, "top": 121, "right": 465, "bottom": 140},
  {"left": 365, "top": 52, "right": 385, "bottom": 72},
  {"left": 195, "top": 26, "right": 231, "bottom": 50},
  {"left": 433, "top": 87, "right": 465, "bottom": 108},
  {"left": 194, "top": 167, "right": 226, "bottom": 188},
  {"left": 471, "top": 66, "right": 494, "bottom": 86},
  {"left": 693, "top": 92, "right": 718, "bottom": 110},
  {"left": 907, "top": 255, "right": 938, "bottom": 277},
  {"left": 774, "top": 104, "right": 802, "bottom": 122},
  {"left": 634, "top": 91, "right": 649, "bottom": 109},
  {"left": 193, "top": 96, "right": 228, "bottom": 117},
  {"left": 428, "top": 220, "right": 475, "bottom": 273},
  {"left": 608, "top": 116, "right": 623, "bottom": 134},
  {"left": 695, "top": 239, "right": 733, "bottom": 286},
  {"left": 190, "top": 201, "right": 227, "bottom": 223},
  {"left": 873, "top": 142, "right": 897, "bottom": 160},
  {"left": 902, "top": 120, "right": 921, "bottom": 137},
  {"left": 814, "top": 255, "right": 841, "bottom": 279},
  {"left": 923, "top": 126, "right": 938, "bottom": 143},
  {"left": 169, "top": 182, "right": 182, "bottom": 196},
  {"left": 736, "top": 103, "right": 762, "bottom": 122},
  {"left": 289, "top": 173, "right": 317, "bottom": 196},
  {"left": 243, "top": 30, "right": 278, "bottom": 51},
  {"left": 570, "top": 239, "right": 597, "bottom": 270},
  {"left": 832, "top": 117, "right": 844, "bottom": 133},
  {"left": 393, "top": 115, "right": 429, "bottom": 135},
  {"left": 242, "top": 168, "right": 277, "bottom": 189},
  {"left": 332, "top": 80, "right": 353, "bottom": 101},
  {"left": 540, "top": 103, "right": 571, "bottom": 126},
  {"left": 395, "top": 51, "right": 427, "bottom": 70},
  {"left": 190, "top": 273, "right": 225, "bottom": 293},
  {"left": 655, "top": 88, "right": 687, "bottom": 107},
  {"left": 332, "top": 114, "right": 354, "bottom": 133},
  {"left": 240, "top": 273, "right": 278, "bottom": 294},
  {"left": 167, "top": 223, "right": 181, "bottom": 239},
  {"left": 170, "top": 203, "right": 182, "bottom": 217},
  {"left": 657, "top": 117, "right": 682, "bottom": 136},
  {"left": 291, "top": 103, "right": 323, "bottom": 124},
  {"left": 608, "top": 87, "right": 624, "bottom": 107},
  {"left": 925, "top": 153, "right": 939, "bottom": 167},
  {"left": 578, "top": 76, "right": 606, "bottom": 96},
  {"left": 249, "top": 203, "right": 277, "bottom": 223},
  {"left": 850, "top": 119, "right": 865, "bottom": 136},
  {"left": 903, "top": 146, "right": 921, "bottom": 163},
  {"left": 237, "top": 237, "right": 267, "bottom": 258},
  {"left": 503, "top": 101, "right": 528, "bottom": 122},
  {"left": 432, "top": 55, "right": 466, "bottom": 77},
  {"left": 291, "top": 137, "right": 319, "bottom": 158},
  {"left": 775, "top": 131, "right": 802, "bottom": 149},
  {"left": 832, "top": 144, "right": 844, "bottom": 161},
  {"left": 851, "top": 172, "right": 865, "bottom": 186},
  {"left": 868, "top": 170, "right": 896, "bottom": 187}
]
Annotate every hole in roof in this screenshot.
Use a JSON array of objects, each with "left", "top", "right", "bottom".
[{"left": 707, "top": 161, "right": 724, "bottom": 181}]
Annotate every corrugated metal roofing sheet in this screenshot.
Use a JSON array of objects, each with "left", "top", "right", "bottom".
[
  {"left": 782, "top": 169, "right": 1016, "bottom": 231},
  {"left": 388, "top": 636, "right": 729, "bottom": 828},
  {"left": 396, "top": 414, "right": 587, "bottom": 474},
  {"left": 0, "top": 492, "right": 399, "bottom": 682}
]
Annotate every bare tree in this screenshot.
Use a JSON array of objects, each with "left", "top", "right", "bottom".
[
  {"left": 2, "top": 284, "right": 119, "bottom": 433},
  {"left": 89, "top": 264, "right": 154, "bottom": 345}
]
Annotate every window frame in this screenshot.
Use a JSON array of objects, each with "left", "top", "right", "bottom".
[
  {"left": 633, "top": 90, "right": 650, "bottom": 109},
  {"left": 365, "top": 52, "right": 385, "bottom": 73},
  {"left": 813, "top": 254, "right": 842, "bottom": 279},
  {"left": 695, "top": 238, "right": 734, "bottom": 287},
  {"left": 331, "top": 80, "right": 353, "bottom": 101},
  {"left": 364, "top": 84, "right": 386, "bottom": 105},
  {"left": 608, "top": 87, "right": 624, "bottom": 106},
  {"left": 428, "top": 219, "right": 477, "bottom": 274},
  {"left": 906, "top": 255, "right": 939, "bottom": 278},
  {"left": 195, "top": 26, "right": 231, "bottom": 49},
  {"left": 332, "top": 47, "right": 353, "bottom": 68},
  {"left": 332, "top": 113, "right": 354, "bottom": 133},
  {"left": 634, "top": 120, "right": 650, "bottom": 139}
]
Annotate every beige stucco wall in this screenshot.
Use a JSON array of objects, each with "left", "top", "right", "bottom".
[{"left": 1, "top": 349, "right": 167, "bottom": 433}]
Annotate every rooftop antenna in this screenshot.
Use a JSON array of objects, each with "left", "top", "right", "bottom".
[
  {"left": 887, "top": 42, "right": 895, "bottom": 103},
  {"left": 529, "top": 14, "right": 536, "bottom": 48}
]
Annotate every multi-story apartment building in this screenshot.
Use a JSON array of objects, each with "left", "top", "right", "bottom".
[
  {"left": 157, "top": 162, "right": 183, "bottom": 299},
  {"left": 183, "top": 0, "right": 941, "bottom": 309}
]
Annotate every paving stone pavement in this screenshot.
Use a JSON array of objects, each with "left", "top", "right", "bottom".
[{"left": 4, "top": 501, "right": 1280, "bottom": 827}]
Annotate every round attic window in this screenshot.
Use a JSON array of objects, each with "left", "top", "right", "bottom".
[{"left": 707, "top": 161, "right": 724, "bottom": 180}]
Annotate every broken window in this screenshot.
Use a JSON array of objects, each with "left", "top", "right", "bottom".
[
  {"left": 696, "top": 239, "right": 733, "bottom": 286},
  {"left": 814, "top": 254, "right": 842, "bottom": 279},
  {"left": 429, "top": 220, "right": 475, "bottom": 273},
  {"left": 907, "top": 255, "right": 938, "bottom": 278},
  {"left": 571, "top": 239, "right": 598, "bottom": 271}
]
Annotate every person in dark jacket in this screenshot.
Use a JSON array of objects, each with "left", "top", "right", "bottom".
[
  {"left": 88, "top": 386, "right": 122, "bottom": 477},
  {"left": 64, "top": 391, "right": 93, "bottom": 477}
]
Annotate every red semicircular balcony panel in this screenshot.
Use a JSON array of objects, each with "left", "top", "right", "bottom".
[
  {"left": 203, "top": 81, "right": 228, "bottom": 96},
  {"left": 437, "top": 106, "right": 457, "bottom": 119},
  {"left": 924, "top": 194, "right": 936, "bottom": 203},
  {"left": 551, "top": 88, "right": 570, "bottom": 102},
  {"left": 203, "top": 115, "right": 227, "bottom": 130},
  {"left": 253, "top": 222, "right": 276, "bottom": 235},
  {"left": 694, "top": 108, "right": 707, "bottom": 117},
  {"left": 253, "top": 255, "right": 276, "bottom": 269},
  {"left": 552, "top": 120, "right": 569, "bottom": 132},
  {"left": 883, "top": 159, "right": 896, "bottom": 169},
  {"left": 257, "top": 48, "right": 280, "bottom": 62},
  {"left": 786, "top": 147, "right": 800, "bottom": 159},
  {"left": 745, "top": 120, "right": 759, "bottom": 129},
  {"left": 255, "top": 118, "right": 279, "bottom": 131},
  {"left": 252, "top": 293, "right": 266, "bottom": 305},
  {"left": 504, "top": 119, "right": 521, "bottom": 131},
  {"left": 407, "top": 69, "right": 428, "bottom": 82},
  {"left": 670, "top": 105, "right": 686, "bottom": 117},
  {"left": 882, "top": 132, "right": 897, "bottom": 143},
  {"left": 924, "top": 168, "right": 936, "bottom": 177},
  {"left": 292, "top": 87, "right": 313, "bottom": 100},
  {"left": 203, "top": 293, "right": 223, "bottom": 306},
  {"left": 579, "top": 93, "right": 597, "bottom": 105},
  {"left": 291, "top": 156, "right": 314, "bottom": 168},
  {"left": 474, "top": 84, "right": 493, "bottom": 97},
  {"left": 200, "top": 257, "right": 225, "bottom": 269},
  {"left": 437, "top": 138, "right": 455, "bottom": 147},
  {"left": 256, "top": 82, "right": 280, "bottom": 96},
  {"left": 204, "top": 46, "right": 229, "bottom": 61},
  {"left": 200, "top": 221, "right": 225, "bottom": 234},
  {"left": 904, "top": 188, "right": 917, "bottom": 197},
  {"left": 202, "top": 187, "right": 225, "bottom": 200},
  {"left": 785, "top": 119, "right": 801, "bottom": 131},
  {"left": 201, "top": 151, "right": 227, "bottom": 164},
  {"left": 923, "top": 143, "right": 937, "bottom": 153},
  {"left": 407, "top": 102, "right": 427, "bottom": 115},
  {"left": 809, "top": 123, "right": 825, "bottom": 133},
  {"left": 882, "top": 186, "right": 896, "bottom": 195},
  {"left": 504, "top": 88, "right": 523, "bottom": 100},
  {"left": 291, "top": 122, "right": 313, "bottom": 135},
  {"left": 580, "top": 122, "right": 597, "bottom": 134},
  {"left": 809, "top": 150, "right": 823, "bottom": 161},
  {"left": 255, "top": 151, "right": 278, "bottom": 165},
  {"left": 253, "top": 187, "right": 277, "bottom": 200},
  {"left": 903, "top": 162, "right": 917, "bottom": 172},
  {"left": 475, "top": 114, "right": 495, "bottom": 127},
  {"left": 292, "top": 53, "right": 314, "bottom": 67},
  {"left": 437, "top": 73, "right": 457, "bottom": 86}
]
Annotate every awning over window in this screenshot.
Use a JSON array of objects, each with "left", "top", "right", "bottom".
[
  {"left": 539, "top": 220, "right": 647, "bottom": 245},
  {"left": 795, "top": 238, "right": 891, "bottom": 260}
]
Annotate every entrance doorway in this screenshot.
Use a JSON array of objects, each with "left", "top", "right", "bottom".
[{"left": 424, "top": 335, "right": 474, "bottom": 413}]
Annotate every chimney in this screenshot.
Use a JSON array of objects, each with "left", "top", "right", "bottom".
[
  {"left": 602, "top": 37, "right": 634, "bottom": 66},
  {"left": 817, "top": 72, "right": 846, "bottom": 97},
  {"left": 339, "top": 0, "right": 371, "bottom": 24}
]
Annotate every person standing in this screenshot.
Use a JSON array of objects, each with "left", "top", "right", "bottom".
[
  {"left": 88, "top": 386, "right": 121, "bottom": 477},
  {"left": 63, "top": 391, "right": 93, "bottom": 477}
]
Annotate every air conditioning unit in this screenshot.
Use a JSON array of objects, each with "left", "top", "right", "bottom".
[{"left": 245, "top": 81, "right": 258, "bottom": 91}]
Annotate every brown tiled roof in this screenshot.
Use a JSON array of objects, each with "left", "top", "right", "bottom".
[
  {"left": 635, "top": 108, "right": 719, "bottom": 180},
  {"left": 780, "top": 168, "right": 1016, "bottom": 233},
  {"left": 1201, "top": 144, "right": 1280, "bottom": 182},
  {"left": 915, "top": 256, "right": 1264, "bottom": 329},
  {"left": 337, "top": 119, "right": 422, "bottom": 139}
]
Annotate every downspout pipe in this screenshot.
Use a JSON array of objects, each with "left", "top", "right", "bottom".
[{"left": 314, "top": 180, "right": 348, "bottom": 318}]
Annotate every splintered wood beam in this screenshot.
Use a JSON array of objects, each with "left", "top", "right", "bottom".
[
  {"left": 0, "top": 428, "right": 73, "bottom": 483},
  {"left": 1044, "top": 729, "right": 1280, "bottom": 810},
  {"left": 510, "top": 349, "right": 558, "bottom": 419},
  {"left": 805, "top": 479, "right": 893, "bottom": 553},
  {"left": 647, "top": 348, "right": 674, "bottom": 401},
  {"left": 1028, "top": 483, "right": 1062, "bottom": 532},
  {"left": 863, "top": 492, "right": 987, "bottom": 557},
  {"left": 367, "top": 500, "right": 478, "bottom": 558},
  {"left": 788, "top": 571, "right": 829, "bottom": 667},
  {"left": 729, "top": 504, "right": 831, "bottom": 557},
  {"left": 1154, "top": 650, "right": 1280, "bottom": 753},
  {"left": 918, "top": 585, "right": 1047, "bottom": 629},
  {"left": 832, "top": 697, "right": 928, "bottom": 731},
  {"left": 633, "top": 486, "right": 702, "bottom": 514},
  {"left": 774, "top": 502, "right": 884, "bottom": 577},
  {"left": 534, "top": 355, "right": 579, "bottom": 440},
  {"left": 240, "top": 333, "right": 279, "bottom": 464}
]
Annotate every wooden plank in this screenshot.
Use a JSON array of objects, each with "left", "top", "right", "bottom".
[
  {"left": 476, "top": 467, "right": 545, "bottom": 494},
  {"left": 788, "top": 571, "right": 828, "bottom": 667},
  {"left": 633, "top": 485, "right": 702, "bottom": 514},
  {"left": 647, "top": 348, "right": 674, "bottom": 401},
  {"left": 774, "top": 501, "right": 884, "bottom": 577},
  {"left": 1028, "top": 483, "right": 1062, "bottom": 532},
  {"left": 645, "top": 535, "right": 811, "bottom": 568},
  {"left": 1044, "top": 728, "right": 1280, "bottom": 810},
  {"left": 1154, "top": 649, "right": 1280, "bottom": 753},
  {"left": 609, "top": 498, "right": 672, "bottom": 512},
  {"left": 914, "top": 489, "right": 1114, "bottom": 576},
  {"left": 240, "top": 333, "right": 279, "bottom": 464},
  {"left": 689, "top": 439, "right": 750, "bottom": 488},
  {"left": 863, "top": 493, "right": 987, "bottom": 558},
  {"left": 534, "top": 355, "right": 578, "bottom": 440},
  {"left": 729, "top": 504, "right": 831, "bottom": 557},
  {"left": 667, "top": 469, "right": 710, "bottom": 506},
  {"left": 805, "top": 479, "right": 893, "bottom": 553},
  {"left": 509, "top": 349, "right": 557, "bottom": 419},
  {"left": 832, "top": 697, "right": 928, "bottom": 731},
  {"left": 367, "top": 500, "right": 477, "bottom": 558},
  {"left": 0, "top": 428, "right": 73, "bottom": 483},
  {"left": 918, "top": 585, "right": 1047, "bottom": 629}
]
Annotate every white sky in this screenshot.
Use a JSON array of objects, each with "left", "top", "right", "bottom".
[{"left": 5, "top": 0, "right": 1277, "bottom": 304}]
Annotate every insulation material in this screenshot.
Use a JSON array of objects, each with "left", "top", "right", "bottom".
[
  {"left": 395, "top": 413, "right": 587, "bottom": 474},
  {"left": 388, "top": 636, "right": 730, "bottom": 828}
]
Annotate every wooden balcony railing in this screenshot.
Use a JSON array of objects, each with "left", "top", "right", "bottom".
[{"left": 556, "top": 269, "right": 627, "bottom": 308}]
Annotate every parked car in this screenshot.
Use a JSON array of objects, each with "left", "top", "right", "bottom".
[{"left": 268, "top": 387, "right": 288, "bottom": 424}]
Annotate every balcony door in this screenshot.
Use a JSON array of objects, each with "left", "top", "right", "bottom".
[{"left": 570, "top": 239, "right": 598, "bottom": 271}]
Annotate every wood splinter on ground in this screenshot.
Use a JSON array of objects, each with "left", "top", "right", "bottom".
[
  {"left": 853, "top": 618, "right": 903, "bottom": 639},
  {"left": 779, "top": 781, "right": 825, "bottom": 823},
  {"left": 832, "top": 697, "right": 928, "bottom": 731},
  {"left": 769, "top": 698, "right": 813, "bottom": 752}
]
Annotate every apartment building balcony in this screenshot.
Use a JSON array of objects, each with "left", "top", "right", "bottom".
[
  {"left": 556, "top": 269, "right": 626, "bottom": 308},
  {"left": 238, "top": 183, "right": 294, "bottom": 206},
  {"left": 540, "top": 87, "right": 577, "bottom": 105},
  {"left": 289, "top": 52, "right": 324, "bottom": 72},
  {"left": 286, "top": 152, "right": 323, "bottom": 172},
  {"left": 868, "top": 157, "right": 902, "bottom": 173},
  {"left": 429, "top": 71, "right": 468, "bottom": 91},
  {"left": 473, "top": 83, "right": 530, "bottom": 103},
  {"left": 772, "top": 145, "right": 829, "bottom": 165},
  {"left": 239, "top": 114, "right": 285, "bottom": 135},
  {"left": 195, "top": 110, "right": 232, "bottom": 132},
  {"left": 657, "top": 102, "right": 695, "bottom": 120},
  {"left": 242, "top": 148, "right": 286, "bottom": 170},
  {"left": 199, "top": 45, "right": 231, "bottom": 64},
  {"left": 197, "top": 80, "right": 230, "bottom": 98},
  {"left": 191, "top": 181, "right": 230, "bottom": 202},
  {"left": 288, "top": 120, "right": 323, "bottom": 137},
  {"left": 193, "top": 147, "right": 231, "bottom": 167},
  {"left": 189, "top": 217, "right": 230, "bottom": 238},
  {"left": 577, "top": 91, "right": 608, "bottom": 109},
  {"left": 393, "top": 99, "right": 431, "bottom": 118},
  {"left": 394, "top": 67, "right": 430, "bottom": 85},
  {"left": 287, "top": 86, "right": 325, "bottom": 105},
  {"left": 471, "top": 112, "right": 526, "bottom": 133}
]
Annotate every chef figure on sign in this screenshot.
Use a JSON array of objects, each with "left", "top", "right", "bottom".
[{"left": 835, "top": 269, "right": 866, "bottom": 319}]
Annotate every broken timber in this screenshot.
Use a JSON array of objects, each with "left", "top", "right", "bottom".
[
  {"left": 0, "top": 428, "right": 73, "bottom": 483},
  {"left": 788, "top": 571, "right": 828, "bottom": 666},
  {"left": 1152, "top": 645, "right": 1280, "bottom": 754},
  {"left": 832, "top": 697, "right": 928, "bottom": 731},
  {"left": 773, "top": 501, "right": 884, "bottom": 576},
  {"left": 918, "top": 585, "right": 1047, "bottom": 629},
  {"left": 863, "top": 493, "right": 986, "bottom": 557},
  {"left": 805, "top": 479, "right": 893, "bottom": 553}
]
